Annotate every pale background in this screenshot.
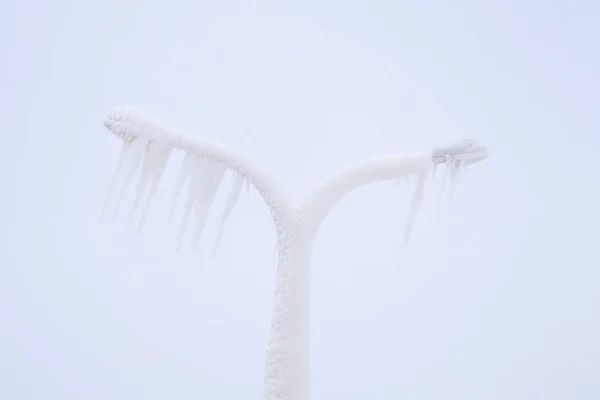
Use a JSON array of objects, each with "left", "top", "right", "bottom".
[{"left": 1, "top": 1, "right": 598, "bottom": 399}]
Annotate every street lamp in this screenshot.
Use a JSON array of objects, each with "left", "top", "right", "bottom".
[{"left": 101, "top": 105, "right": 489, "bottom": 400}]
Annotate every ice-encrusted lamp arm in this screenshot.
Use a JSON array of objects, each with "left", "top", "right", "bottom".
[
  {"left": 300, "top": 153, "right": 432, "bottom": 242},
  {"left": 300, "top": 138, "right": 490, "bottom": 239},
  {"left": 102, "top": 106, "right": 294, "bottom": 231}
]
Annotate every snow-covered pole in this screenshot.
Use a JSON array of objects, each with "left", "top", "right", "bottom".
[{"left": 100, "top": 106, "right": 488, "bottom": 400}]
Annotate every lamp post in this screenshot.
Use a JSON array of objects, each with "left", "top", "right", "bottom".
[{"left": 101, "top": 106, "right": 489, "bottom": 400}]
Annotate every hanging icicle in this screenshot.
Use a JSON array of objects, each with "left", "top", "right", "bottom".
[
  {"left": 128, "top": 141, "right": 162, "bottom": 226},
  {"left": 137, "top": 145, "right": 173, "bottom": 232},
  {"left": 170, "top": 153, "right": 195, "bottom": 224},
  {"left": 112, "top": 137, "right": 148, "bottom": 218},
  {"left": 189, "top": 159, "right": 226, "bottom": 250},
  {"left": 99, "top": 136, "right": 134, "bottom": 222},
  {"left": 402, "top": 170, "right": 428, "bottom": 251},
  {"left": 173, "top": 156, "right": 226, "bottom": 250},
  {"left": 212, "top": 173, "right": 245, "bottom": 258}
]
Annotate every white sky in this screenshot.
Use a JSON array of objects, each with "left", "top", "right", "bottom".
[{"left": 1, "top": 1, "right": 598, "bottom": 399}]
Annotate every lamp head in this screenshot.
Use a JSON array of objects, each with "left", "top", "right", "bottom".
[{"left": 432, "top": 139, "right": 489, "bottom": 165}]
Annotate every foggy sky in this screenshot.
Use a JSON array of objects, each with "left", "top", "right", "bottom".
[{"left": 1, "top": 1, "right": 598, "bottom": 399}]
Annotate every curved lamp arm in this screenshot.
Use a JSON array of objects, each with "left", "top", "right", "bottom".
[
  {"left": 299, "top": 153, "right": 432, "bottom": 245},
  {"left": 102, "top": 106, "right": 295, "bottom": 239},
  {"left": 300, "top": 139, "right": 489, "bottom": 242}
]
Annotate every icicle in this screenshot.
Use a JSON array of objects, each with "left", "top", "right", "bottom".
[
  {"left": 448, "top": 159, "right": 463, "bottom": 203},
  {"left": 176, "top": 156, "right": 226, "bottom": 250},
  {"left": 99, "top": 137, "right": 133, "bottom": 222},
  {"left": 170, "top": 153, "right": 195, "bottom": 223},
  {"left": 177, "top": 166, "right": 198, "bottom": 250},
  {"left": 402, "top": 170, "right": 427, "bottom": 251},
  {"left": 190, "top": 159, "right": 226, "bottom": 250},
  {"left": 137, "top": 145, "right": 173, "bottom": 233},
  {"left": 112, "top": 137, "right": 147, "bottom": 217},
  {"left": 392, "top": 175, "right": 407, "bottom": 189},
  {"left": 439, "top": 156, "right": 453, "bottom": 197},
  {"left": 432, "top": 163, "right": 438, "bottom": 181},
  {"left": 212, "top": 174, "right": 245, "bottom": 258},
  {"left": 128, "top": 141, "right": 162, "bottom": 226}
]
